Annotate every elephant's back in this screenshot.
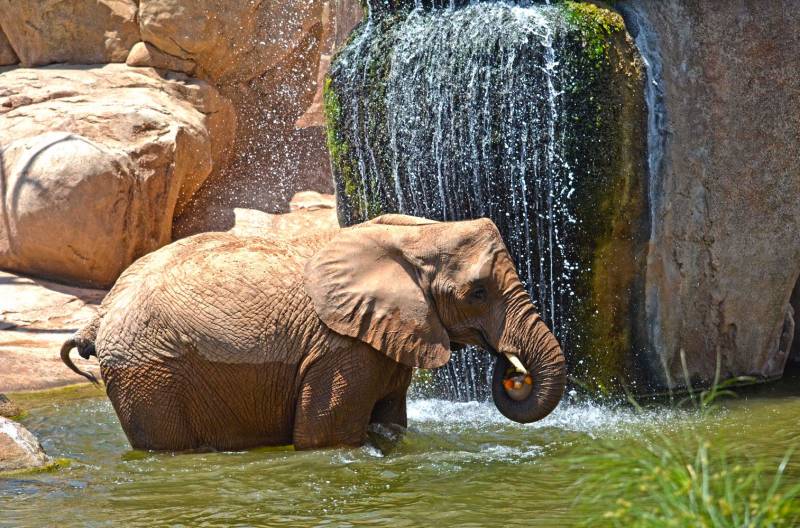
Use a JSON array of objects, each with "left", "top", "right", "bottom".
[{"left": 97, "top": 230, "right": 336, "bottom": 366}]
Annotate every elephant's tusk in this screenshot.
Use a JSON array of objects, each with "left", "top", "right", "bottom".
[{"left": 504, "top": 352, "right": 529, "bottom": 375}]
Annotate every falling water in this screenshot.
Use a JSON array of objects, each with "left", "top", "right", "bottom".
[
  {"left": 328, "top": 1, "right": 643, "bottom": 399},
  {"left": 618, "top": 2, "right": 668, "bottom": 370}
]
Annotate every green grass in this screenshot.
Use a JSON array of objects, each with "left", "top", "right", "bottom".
[
  {"left": 590, "top": 439, "right": 800, "bottom": 527},
  {"left": 582, "top": 352, "right": 800, "bottom": 527}
]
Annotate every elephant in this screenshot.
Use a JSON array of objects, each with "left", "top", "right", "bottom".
[{"left": 61, "top": 214, "right": 566, "bottom": 451}]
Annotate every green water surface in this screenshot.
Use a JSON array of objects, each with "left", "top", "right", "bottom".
[{"left": 2, "top": 377, "right": 799, "bottom": 527}]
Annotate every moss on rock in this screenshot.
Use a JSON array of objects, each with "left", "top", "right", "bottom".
[
  {"left": 564, "top": 1, "right": 626, "bottom": 64},
  {"left": 557, "top": 1, "right": 648, "bottom": 393}
]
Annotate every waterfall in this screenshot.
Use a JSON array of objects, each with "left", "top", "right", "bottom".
[{"left": 327, "top": 1, "right": 648, "bottom": 399}]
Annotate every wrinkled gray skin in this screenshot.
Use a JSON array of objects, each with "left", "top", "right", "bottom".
[{"left": 62, "top": 215, "right": 566, "bottom": 451}]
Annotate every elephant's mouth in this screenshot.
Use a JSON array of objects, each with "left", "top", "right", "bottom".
[
  {"left": 470, "top": 331, "right": 535, "bottom": 400},
  {"left": 501, "top": 370, "right": 534, "bottom": 401}
]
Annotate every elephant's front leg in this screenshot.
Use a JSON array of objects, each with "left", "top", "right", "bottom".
[{"left": 293, "top": 343, "right": 411, "bottom": 450}]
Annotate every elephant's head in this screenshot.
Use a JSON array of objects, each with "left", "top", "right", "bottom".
[{"left": 304, "top": 214, "right": 566, "bottom": 423}]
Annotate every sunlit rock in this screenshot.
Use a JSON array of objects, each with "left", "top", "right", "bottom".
[
  {"left": 0, "top": 0, "right": 139, "bottom": 66},
  {"left": 0, "top": 65, "right": 236, "bottom": 287},
  {"left": 126, "top": 41, "right": 196, "bottom": 75},
  {"left": 0, "top": 270, "right": 104, "bottom": 392},
  {"left": 0, "top": 416, "right": 49, "bottom": 473}
]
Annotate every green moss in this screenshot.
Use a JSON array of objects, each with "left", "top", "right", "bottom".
[
  {"left": 8, "top": 383, "right": 105, "bottom": 412},
  {"left": 563, "top": 2, "right": 625, "bottom": 65},
  {"left": 8, "top": 411, "right": 29, "bottom": 421},
  {"left": 324, "top": 77, "right": 355, "bottom": 196},
  {"left": 0, "top": 458, "right": 72, "bottom": 478}
]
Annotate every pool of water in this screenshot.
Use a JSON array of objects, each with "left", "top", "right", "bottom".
[{"left": 2, "top": 378, "right": 799, "bottom": 527}]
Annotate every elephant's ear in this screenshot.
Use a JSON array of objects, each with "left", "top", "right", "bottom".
[{"left": 304, "top": 224, "right": 450, "bottom": 369}]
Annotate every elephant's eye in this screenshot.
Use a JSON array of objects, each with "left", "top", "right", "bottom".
[{"left": 469, "top": 285, "right": 488, "bottom": 303}]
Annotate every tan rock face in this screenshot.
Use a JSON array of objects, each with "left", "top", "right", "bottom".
[
  {"left": 0, "top": 416, "right": 49, "bottom": 473},
  {"left": 623, "top": 0, "right": 800, "bottom": 385},
  {"left": 0, "top": 0, "right": 139, "bottom": 66},
  {"left": 126, "top": 41, "right": 196, "bottom": 75},
  {"left": 138, "top": 0, "right": 323, "bottom": 85},
  {"left": 0, "top": 65, "right": 236, "bottom": 287},
  {"left": 228, "top": 191, "right": 337, "bottom": 239},
  {"left": 0, "top": 27, "right": 17, "bottom": 66},
  {"left": 137, "top": 0, "right": 337, "bottom": 229}
]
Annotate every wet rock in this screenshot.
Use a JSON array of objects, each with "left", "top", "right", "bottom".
[
  {"left": 0, "top": 416, "right": 49, "bottom": 473},
  {"left": 0, "top": 0, "right": 139, "bottom": 66},
  {"left": 138, "top": 0, "right": 321, "bottom": 87},
  {"left": 0, "top": 64, "right": 236, "bottom": 287},
  {"left": 0, "top": 394, "right": 20, "bottom": 418},
  {"left": 126, "top": 41, "right": 196, "bottom": 75},
  {"left": 621, "top": 0, "right": 800, "bottom": 386}
]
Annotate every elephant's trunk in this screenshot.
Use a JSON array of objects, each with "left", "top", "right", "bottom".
[{"left": 491, "top": 294, "right": 566, "bottom": 423}]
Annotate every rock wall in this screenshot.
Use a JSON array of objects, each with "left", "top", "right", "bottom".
[
  {"left": 621, "top": 0, "right": 800, "bottom": 386},
  {"left": 0, "top": 27, "right": 17, "bottom": 66},
  {"left": 0, "top": 0, "right": 356, "bottom": 286}
]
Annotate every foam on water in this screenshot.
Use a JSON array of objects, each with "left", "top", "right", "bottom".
[{"left": 408, "top": 398, "right": 684, "bottom": 437}]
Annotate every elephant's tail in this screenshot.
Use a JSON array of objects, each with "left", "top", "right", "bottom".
[{"left": 60, "top": 338, "right": 100, "bottom": 386}]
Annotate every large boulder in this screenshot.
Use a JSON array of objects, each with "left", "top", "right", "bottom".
[
  {"left": 0, "top": 416, "right": 49, "bottom": 473},
  {"left": 1, "top": 0, "right": 358, "bottom": 236},
  {"left": 621, "top": 0, "right": 800, "bottom": 385},
  {"left": 0, "top": 65, "right": 236, "bottom": 287},
  {"left": 0, "top": 0, "right": 139, "bottom": 66},
  {"left": 138, "top": 0, "right": 321, "bottom": 86}
]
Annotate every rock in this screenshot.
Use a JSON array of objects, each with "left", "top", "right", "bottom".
[
  {"left": 0, "top": 394, "right": 20, "bottom": 418},
  {"left": 0, "top": 416, "right": 49, "bottom": 473},
  {"left": 296, "top": 0, "right": 363, "bottom": 128},
  {"left": 126, "top": 41, "right": 196, "bottom": 75},
  {"left": 227, "top": 192, "right": 337, "bottom": 239},
  {"left": 621, "top": 0, "right": 800, "bottom": 385},
  {"left": 0, "top": 0, "right": 139, "bottom": 67},
  {"left": 178, "top": 191, "right": 337, "bottom": 240},
  {"left": 0, "top": 64, "right": 236, "bottom": 287},
  {"left": 0, "top": 270, "right": 105, "bottom": 392},
  {"left": 137, "top": 0, "right": 335, "bottom": 228},
  {"left": 0, "top": 27, "right": 17, "bottom": 66},
  {"left": 138, "top": 0, "right": 322, "bottom": 86}
]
